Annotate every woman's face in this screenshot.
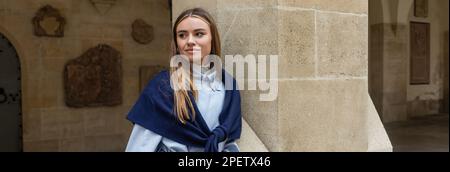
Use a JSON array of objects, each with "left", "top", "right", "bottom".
[{"left": 176, "top": 17, "right": 212, "bottom": 63}]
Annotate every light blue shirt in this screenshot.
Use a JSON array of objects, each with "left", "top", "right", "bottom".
[{"left": 126, "top": 65, "right": 239, "bottom": 152}]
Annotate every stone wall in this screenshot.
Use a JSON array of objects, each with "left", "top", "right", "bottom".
[
  {"left": 407, "top": 0, "right": 449, "bottom": 117},
  {"left": 173, "top": 0, "right": 376, "bottom": 151},
  {"left": 0, "top": 0, "right": 172, "bottom": 151},
  {"left": 0, "top": 0, "right": 394, "bottom": 152}
]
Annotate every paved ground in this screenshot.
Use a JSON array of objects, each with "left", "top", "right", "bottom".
[{"left": 385, "top": 114, "right": 449, "bottom": 152}]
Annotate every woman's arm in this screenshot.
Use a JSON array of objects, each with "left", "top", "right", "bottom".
[{"left": 125, "top": 124, "right": 163, "bottom": 152}]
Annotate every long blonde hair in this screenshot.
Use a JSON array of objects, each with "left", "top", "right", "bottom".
[{"left": 170, "top": 8, "right": 222, "bottom": 124}]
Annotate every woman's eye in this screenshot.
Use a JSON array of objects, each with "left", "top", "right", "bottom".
[
  {"left": 178, "top": 33, "right": 186, "bottom": 38},
  {"left": 196, "top": 32, "right": 205, "bottom": 37}
]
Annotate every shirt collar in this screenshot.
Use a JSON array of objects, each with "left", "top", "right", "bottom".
[
  {"left": 192, "top": 63, "right": 216, "bottom": 83},
  {"left": 191, "top": 63, "right": 222, "bottom": 91}
]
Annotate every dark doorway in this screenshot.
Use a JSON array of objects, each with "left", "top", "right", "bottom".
[{"left": 0, "top": 33, "right": 22, "bottom": 152}]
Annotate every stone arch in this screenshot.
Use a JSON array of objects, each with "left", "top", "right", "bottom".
[{"left": 398, "top": 0, "right": 414, "bottom": 24}]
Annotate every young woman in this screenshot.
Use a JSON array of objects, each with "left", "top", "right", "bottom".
[{"left": 125, "top": 8, "right": 242, "bottom": 152}]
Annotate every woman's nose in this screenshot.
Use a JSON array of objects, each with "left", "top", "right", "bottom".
[{"left": 187, "top": 34, "right": 196, "bottom": 46}]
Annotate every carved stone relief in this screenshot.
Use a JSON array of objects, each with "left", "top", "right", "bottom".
[
  {"left": 132, "top": 19, "right": 154, "bottom": 45},
  {"left": 90, "top": 0, "right": 117, "bottom": 15},
  {"left": 32, "top": 5, "right": 66, "bottom": 37},
  {"left": 64, "top": 44, "right": 122, "bottom": 107}
]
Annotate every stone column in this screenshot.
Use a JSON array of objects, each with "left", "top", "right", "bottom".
[
  {"left": 172, "top": 0, "right": 390, "bottom": 151},
  {"left": 370, "top": 23, "right": 408, "bottom": 123}
]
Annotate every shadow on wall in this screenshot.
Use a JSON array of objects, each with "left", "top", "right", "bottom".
[{"left": 368, "top": 0, "right": 384, "bottom": 121}]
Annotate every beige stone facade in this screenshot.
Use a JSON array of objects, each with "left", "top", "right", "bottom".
[
  {"left": 2, "top": 0, "right": 446, "bottom": 152},
  {"left": 1, "top": 0, "right": 172, "bottom": 151}
]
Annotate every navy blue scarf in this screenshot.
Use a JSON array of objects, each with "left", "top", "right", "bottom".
[{"left": 127, "top": 70, "right": 242, "bottom": 152}]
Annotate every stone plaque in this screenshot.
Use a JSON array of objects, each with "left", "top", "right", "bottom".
[
  {"left": 32, "top": 5, "right": 66, "bottom": 37},
  {"left": 132, "top": 19, "right": 154, "bottom": 45},
  {"left": 410, "top": 22, "right": 430, "bottom": 85},
  {"left": 64, "top": 44, "right": 122, "bottom": 107},
  {"left": 415, "top": 0, "right": 428, "bottom": 18},
  {"left": 139, "top": 65, "right": 167, "bottom": 92}
]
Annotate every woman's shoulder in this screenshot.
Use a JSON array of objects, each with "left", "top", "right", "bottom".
[{"left": 150, "top": 69, "right": 170, "bottom": 84}]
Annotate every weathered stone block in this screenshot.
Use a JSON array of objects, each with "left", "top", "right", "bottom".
[
  {"left": 240, "top": 90, "right": 279, "bottom": 151},
  {"left": 218, "top": 8, "right": 278, "bottom": 56},
  {"left": 23, "top": 139, "right": 59, "bottom": 152},
  {"left": 40, "top": 109, "right": 84, "bottom": 140},
  {"left": 59, "top": 137, "right": 85, "bottom": 152},
  {"left": 217, "top": 0, "right": 276, "bottom": 10},
  {"left": 278, "top": 79, "right": 368, "bottom": 151},
  {"left": 84, "top": 134, "right": 126, "bottom": 152},
  {"left": 236, "top": 118, "right": 269, "bottom": 152},
  {"left": 317, "top": 12, "right": 368, "bottom": 77},
  {"left": 278, "top": 9, "right": 315, "bottom": 78},
  {"left": 279, "top": 0, "right": 368, "bottom": 14},
  {"left": 367, "top": 96, "right": 392, "bottom": 152},
  {"left": 22, "top": 109, "right": 41, "bottom": 142},
  {"left": 84, "top": 110, "right": 117, "bottom": 137}
]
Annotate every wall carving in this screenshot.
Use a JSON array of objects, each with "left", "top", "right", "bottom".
[
  {"left": 90, "top": 0, "right": 117, "bottom": 15},
  {"left": 132, "top": 19, "right": 154, "bottom": 45},
  {"left": 64, "top": 44, "right": 122, "bottom": 107},
  {"left": 32, "top": 5, "right": 66, "bottom": 37}
]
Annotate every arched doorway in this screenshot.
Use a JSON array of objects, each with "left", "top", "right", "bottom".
[{"left": 0, "top": 33, "right": 22, "bottom": 152}]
